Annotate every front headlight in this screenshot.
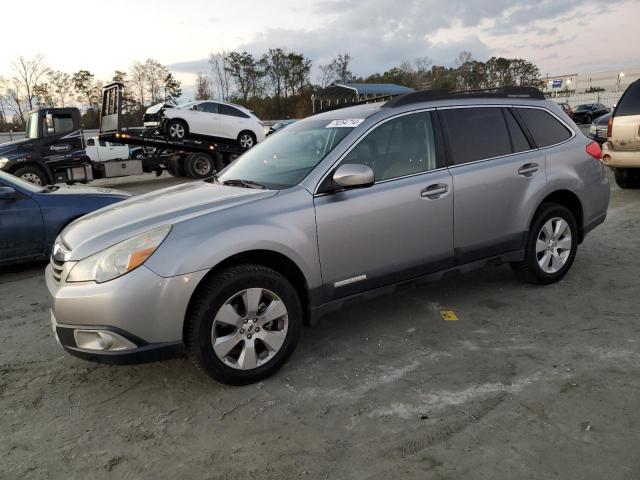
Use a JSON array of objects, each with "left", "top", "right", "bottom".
[
  {"left": 67, "top": 225, "right": 171, "bottom": 283},
  {"left": 0, "top": 157, "right": 9, "bottom": 169}
]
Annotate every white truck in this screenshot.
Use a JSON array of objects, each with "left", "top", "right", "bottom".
[{"left": 84, "top": 137, "right": 130, "bottom": 162}]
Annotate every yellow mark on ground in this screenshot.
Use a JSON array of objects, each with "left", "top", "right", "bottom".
[{"left": 440, "top": 310, "right": 458, "bottom": 321}]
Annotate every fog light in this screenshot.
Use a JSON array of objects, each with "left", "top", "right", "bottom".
[{"left": 74, "top": 330, "right": 136, "bottom": 351}]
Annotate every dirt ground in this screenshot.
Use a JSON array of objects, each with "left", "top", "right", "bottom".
[{"left": 1, "top": 167, "right": 639, "bottom": 480}]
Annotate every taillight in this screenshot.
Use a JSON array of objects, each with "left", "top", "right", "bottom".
[
  {"left": 586, "top": 141, "right": 602, "bottom": 160},
  {"left": 607, "top": 116, "right": 613, "bottom": 138}
]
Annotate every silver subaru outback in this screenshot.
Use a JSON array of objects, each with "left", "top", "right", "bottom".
[{"left": 46, "top": 88, "right": 610, "bottom": 385}]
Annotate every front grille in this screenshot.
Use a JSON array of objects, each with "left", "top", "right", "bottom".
[{"left": 50, "top": 257, "right": 65, "bottom": 283}]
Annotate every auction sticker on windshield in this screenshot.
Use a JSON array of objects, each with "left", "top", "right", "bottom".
[{"left": 326, "top": 119, "right": 365, "bottom": 128}]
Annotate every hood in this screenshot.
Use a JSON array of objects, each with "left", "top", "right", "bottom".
[
  {"left": 61, "top": 181, "right": 277, "bottom": 260},
  {"left": 0, "top": 137, "right": 32, "bottom": 158},
  {"left": 41, "top": 184, "right": 131, "bottom": 197},
  {"left": 145, "top": 103, "right": 174, "bottom": 115}
]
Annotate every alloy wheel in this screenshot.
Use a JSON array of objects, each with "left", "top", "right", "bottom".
[
  {"left": 536, "top": 217, "right": 572, "bottom": 274},
  {"left": 169, "top": 123, "right": 185, "bottom": 139},
  {"left": 239, "top": 134, "right": 254, "bottom": 149},
  {"left": 211, "top": 288, "right": 288, "bottom": 370}
]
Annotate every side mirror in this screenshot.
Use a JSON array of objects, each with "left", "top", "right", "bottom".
[
  {"left": 0, "top": 186, "right": 18, "bottom": 200},
  {"left": 45, "top": 112, "right": 55, "bottom": 135},
  {"left": 333, "top": 164, "right": 374, "bottom": 190}
]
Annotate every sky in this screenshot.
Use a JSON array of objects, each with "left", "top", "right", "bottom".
[{"left": 2, "top": 0, "right": 639, "bottom": 94}]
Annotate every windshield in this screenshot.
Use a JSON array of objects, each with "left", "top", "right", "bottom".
[
  {"left": 25, "top": 112, "right": 39, "bottom": 139},
  {"left": 575, "top": 104, "right": 592, "bottom": 112},
  {"left": 177, "top": 101, "right": 199, "bottom": 109},
  {"left": 217, "top": 119, "right": 355, "bottom": 189},
  {"left": 0, "top": 170, "right": 44, "bottom": 193}
]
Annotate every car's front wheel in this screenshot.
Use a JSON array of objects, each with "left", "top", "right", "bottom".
[
  {"left": 185, "top": 264, "right": 302, "bottom": 385},
  {"left": 166, "top": 119, "right": 188, "bottom": 140},
  {"left": 237, "top": 131, "right": 256, "bottom": 150},
  {"left": 511, "top": 203, "right": 578, "bottom": 284}
]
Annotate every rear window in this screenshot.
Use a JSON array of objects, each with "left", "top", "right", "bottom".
[
  {"left": 516, "top": 108, "right": 572, "bottom": 148},
  {"left": 219, "top": 104, "right": 250, "bottom": 118},
  {"left": 440, "top": 107, "right": 512, "bottom": 165},
  {"left": 616, "top": 81, "right": 640, "bottom": 117}
]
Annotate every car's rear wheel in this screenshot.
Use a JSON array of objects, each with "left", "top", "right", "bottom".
[
  {"left": 614, "top": 168, "right": 640, "bottom": 189},
  {"left": 185, "top": 152, "right": 215, "bottom": 179},
  {"left": 584, "top": 114, "right": 592, "bottom": 125},
  {"left": 511, "top": 203, "right": 578, "bottom": 284},
  {"left": 166, "top": 119, "right": 188, "bottom": 140},
  {"left": 185, "top": 264, "right": 302, "bottom": 385},
  {"left": 237, "top": 131, "right": 256, "bottom": 150},
  {"left": 13, "top": 166, "right": 48, "bottom": 186}
]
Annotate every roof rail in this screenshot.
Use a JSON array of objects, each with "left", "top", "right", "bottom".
[{"left": 383, "top": 86, "right": 545, "bottom": 108}]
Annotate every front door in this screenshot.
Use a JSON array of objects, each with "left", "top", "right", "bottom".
[
  {"left": 314, "top": 111, "right": 454, "bottom": 301},
  {"left": 0, "top": 182, "right": 44, "bottom": 261}
]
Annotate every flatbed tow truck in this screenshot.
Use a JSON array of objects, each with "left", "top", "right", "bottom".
[{"left": 0, "top": 82, "right": 247, "bottom": 185}]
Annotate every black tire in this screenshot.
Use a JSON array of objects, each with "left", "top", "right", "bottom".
[
  {"left": 584, "top": 115, "right": 592, "bottom": 125},
  {"left": 12, "top": 165, "right": 48, "bottom": 186},
  {"left": 132, "top": 151, "right": 145, "bottom": 160},
  {"left": 184, "top": 152, "right": 215, "bottom": 179},
  {"left": 237, "top": 131, "right": 256, "bottom": 150},
  {"left": 511, "top": 203, "right": 578, "bottom": 285},
  {"left": 614, "top": 168, "right": 640, "bottom": 189},
  {"left": 166, "top": 119, "right": 188, "bottom": 139},
  {"left": 185, "top": 264, "right": 302, "bottom": 385}
]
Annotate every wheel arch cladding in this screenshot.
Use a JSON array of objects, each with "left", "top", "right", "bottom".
[
  {"left": 183, "top": 249, "right": 311, "bottom": 343},
  {"left": 537, "top": 190, "right": 584, "bottom": 242}
]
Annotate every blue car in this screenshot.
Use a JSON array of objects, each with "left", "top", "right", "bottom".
[{"left": 0, "top": 171, "right": 131, "bottom": 266}]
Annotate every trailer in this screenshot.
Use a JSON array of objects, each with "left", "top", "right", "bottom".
[
  {"left": 0, "top": 82, "right": 248, "bottom": 186},
  {"left": 98, "top": 82, "right": 246, "bottom": 180}
]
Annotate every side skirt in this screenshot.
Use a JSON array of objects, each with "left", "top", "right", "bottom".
[{"left": 308, "top": 250, "right": 524, "bottom": 324}]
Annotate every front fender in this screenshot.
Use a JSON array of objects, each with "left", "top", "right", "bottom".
[{"left": 145, "top": 186, "right": 323, "bottom": 291}]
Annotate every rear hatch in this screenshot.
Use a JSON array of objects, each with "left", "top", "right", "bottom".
[{"left": 611, "top": 80, "right": 640, "bottom": 151}]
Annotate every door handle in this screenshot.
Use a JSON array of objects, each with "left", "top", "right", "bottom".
[
  {"left": 518, "top": 163, "right": 539, "bottom": 176},
  {"left": 421, "top": 183, "right": 448, "bottom": 198}
]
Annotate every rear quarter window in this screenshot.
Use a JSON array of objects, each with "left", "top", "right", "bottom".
[
  {"left": 516, "top": 108, "right": 572, "bottom": 148},
  {"left": 615, "top": 81, "right": 640, "bottom": 117}
]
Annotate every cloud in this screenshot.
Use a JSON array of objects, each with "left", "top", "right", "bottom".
[{"left": 168, "top": 0, "right": 635, "bottom": 82}]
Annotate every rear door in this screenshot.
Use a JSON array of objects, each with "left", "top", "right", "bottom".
[
  {"left": 612, "top": 81, "right": 640, "bottom": 151},
  {"left": 439, "top": 106, "right": 546, "bottom": 264},
  {"left": 218, "top": 104, "right": 251, "bottom": 140}
]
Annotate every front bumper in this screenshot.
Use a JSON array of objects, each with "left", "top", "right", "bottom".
[
  {"left": 601, "top": 142, "right": 640, "bottom": 168},
  {"left": 46, "top": 263, "right": 208, "bottom": 363}
]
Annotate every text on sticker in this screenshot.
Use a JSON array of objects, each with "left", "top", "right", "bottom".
[{"left": 325, "top": 119, "right": 365, "bottom": 128}]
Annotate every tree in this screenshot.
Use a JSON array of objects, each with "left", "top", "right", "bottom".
[
  {"left": 48, "top": 71, "right": 73, "bottom": 107},
  {"left": 319, "top": 53, "right": 353, "bottom": 86},
  {"left": 72, "top": 70, "right": 101, "bottom": 110},
  {"left": 226, "top": 51, "right": 262, "bottom": 104},
  {"left": 163, "top": 72, "right": 181, "bottom": 104},
  {"left": 194, "top": 72, "right": 212, "bottom": 100},
  {"left": 129, "top": 61, "right": 147, "bottom": 106},
  {"left": 209, "top": 51, "right": 232, "bottom": 101},
  {"left": 1, "top": 55, "right": 50, "bottom": 125}
]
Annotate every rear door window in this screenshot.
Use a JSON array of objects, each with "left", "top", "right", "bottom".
[
  {"left": 616, "top": 82, "right": 640, "bottom": 117},
  {"left": 516, "top": 108, "right": 572, "bottom": 148},
  {"left": 504, "top": 109, "right": 531, "bottom": 153},
  {"left": 439, "top": 107, "right": 511, "bottom": 165},
  {"left": 219, "top": 104, "right": 250, "bottom": 118}
]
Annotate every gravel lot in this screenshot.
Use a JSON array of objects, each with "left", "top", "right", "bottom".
[{"left": 2, "top": 138, "right": 639, "bottom": 479}]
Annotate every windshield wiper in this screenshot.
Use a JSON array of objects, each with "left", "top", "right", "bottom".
[{"left": 221, "top": 179, "right": 268, "bottom": 189}]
